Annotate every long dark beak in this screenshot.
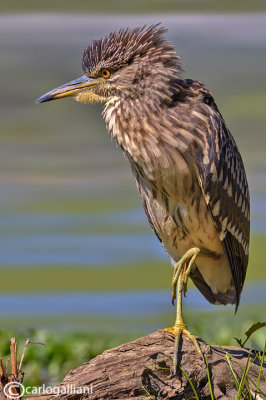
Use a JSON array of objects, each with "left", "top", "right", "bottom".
[{"left": 35, "top": 75, "right": 95, "bottom": 103}]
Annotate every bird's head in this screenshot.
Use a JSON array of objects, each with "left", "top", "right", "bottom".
[{"left": 35, "top": 25, "right": 181, "bottom": 105}]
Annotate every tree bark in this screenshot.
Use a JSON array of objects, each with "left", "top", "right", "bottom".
[{"left": 46, "top": 330, "right": 265, "bottom": 400}]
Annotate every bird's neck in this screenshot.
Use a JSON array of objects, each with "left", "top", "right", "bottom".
[
  {"left": 103, "top": 95, "right": 162, "bottom": 159},
  {"left": 103, "top": 76, "right": 188, "bottom": 154},
  {"left": 103, "top": 92, "right": 181, "bottom": 182},
  {"left": 102, "top": 79, "right": 203, "bottom": 183}
]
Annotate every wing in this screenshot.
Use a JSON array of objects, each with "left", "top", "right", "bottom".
[{"left": 196, "top": 88, "right": 250, "bottom": 309}]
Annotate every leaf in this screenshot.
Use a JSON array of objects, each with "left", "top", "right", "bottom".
[
  {"left": 179, "top": 365, "right": 200, "bottom": 400},
  {"left": 234, "top": 337, "right": 243, "bottom": 347},
  {"left": 242, "top": 322, "right": 266, "bottom": 346},
  {"left": 234, "top": 322, "right": 266, "bottom": 348}
]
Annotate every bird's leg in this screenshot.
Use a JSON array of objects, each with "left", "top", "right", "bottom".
[
  {"left": 171, "top": 247, "right": 200, "bottom": 304},
  {"left": 165, "top": 247, "right": 202, "bottom": 374}
]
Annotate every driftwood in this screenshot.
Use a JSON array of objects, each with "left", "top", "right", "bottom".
[{"left": 48, "top": 330, "right": 265, "bottom": 400}]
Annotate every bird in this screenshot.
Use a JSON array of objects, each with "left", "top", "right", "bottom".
[{"left": 36, "top": 25, "right": 250, "bottom": 373}]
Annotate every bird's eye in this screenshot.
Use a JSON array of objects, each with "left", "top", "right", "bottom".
[{"left": 101, "top": 68, "right": 111, "bottom": 79}]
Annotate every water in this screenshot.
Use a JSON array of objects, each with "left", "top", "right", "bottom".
[
  {"left": 0, "top": 283, "right": 265, "bottom": 317},
  {"left": 0, "top": 205, "right": 264, "bottom": 267}
]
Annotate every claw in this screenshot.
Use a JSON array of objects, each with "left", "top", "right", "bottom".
[
  {"left": 171, "top": 291, "right": 176, "bottom": 305},
  {"left": 183, "top": 281, "right": 188, "bottom": 297},
  {"left": 181, "top": 261, "right": 188, "bottom": 283}
]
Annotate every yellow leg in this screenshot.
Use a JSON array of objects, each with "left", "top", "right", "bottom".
[
  {"left": 165, "top": 247, "right": 202, "bottom": 374},
  {"left": 171, "top": 247, "right": 200, "bottom": 305}
]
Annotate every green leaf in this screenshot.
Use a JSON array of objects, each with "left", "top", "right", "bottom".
[
  {"left": 204, "top": 356, "right": 215, "bottom": 400},
  {"left": 243, "top": 322, "right": 266, "bottom": 346},
  {"left": 234, "top": 337, "right": 243, "bottom": 347},
  {"left": 255, "top": 341, "right": 266, "bottom": 398},
  {"left": 178, "top": 365, "right": 200, "bottom": 400}
]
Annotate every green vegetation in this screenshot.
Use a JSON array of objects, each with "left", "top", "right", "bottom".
[
  {"left": 0, "top": 305, "right": 265, "bottom": 349},
  {"left": 0, "top": 330, "right": 137, "bottom": 387},
  {"left": 219, "top": 343, "right": 265, "bottom": 399},
  {"left": 0, "top": 314, "right": 264, "bottom": 388},
  {"left": 1, "top": 0, "right": 266, "bottom": 14},
  {"left": 177, "top": 344, "right": 266, "bottom": 399}
]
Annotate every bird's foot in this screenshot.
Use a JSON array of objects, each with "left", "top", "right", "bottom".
[
  {"left": 171, "top": 247, "right": 200, "bottom": 304},
  {"left": 164, "top": 321, "right": 202, "bottom": 375},
  {"left": 166, "top": 247, "right": 202, "bottom": 374}
]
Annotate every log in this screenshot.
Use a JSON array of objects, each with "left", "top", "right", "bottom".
[{"left": 47, "top": 330, "right": 265, "bottom": 400}]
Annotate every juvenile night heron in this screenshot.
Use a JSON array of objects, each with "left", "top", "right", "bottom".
[{"left": 36, "top": 25, "right": 250, "bottom": 372}]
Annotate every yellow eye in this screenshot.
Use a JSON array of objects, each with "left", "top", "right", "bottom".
[{"left": 101, "top": 68, "right": 111, "bottom": 79}]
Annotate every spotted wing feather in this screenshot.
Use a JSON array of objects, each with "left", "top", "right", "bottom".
[{"left": 197, "top": 92, "right": 250, "bottom": 309}]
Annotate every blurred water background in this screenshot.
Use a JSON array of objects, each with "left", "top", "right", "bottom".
[{"left": 0, "top": 1, "right": 266, "bottom": 384}]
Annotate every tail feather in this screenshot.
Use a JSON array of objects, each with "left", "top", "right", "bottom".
[{"left": 190, "top": 267, "right": 237, "bottom": 306}]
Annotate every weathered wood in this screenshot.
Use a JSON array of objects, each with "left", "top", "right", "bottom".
[{"left": 48, "top": 330, "right": 265, "bottom": 400}]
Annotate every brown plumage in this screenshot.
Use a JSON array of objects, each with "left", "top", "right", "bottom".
[{"left": 36, "top": 25, "right": 250, "bottom": 322}]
